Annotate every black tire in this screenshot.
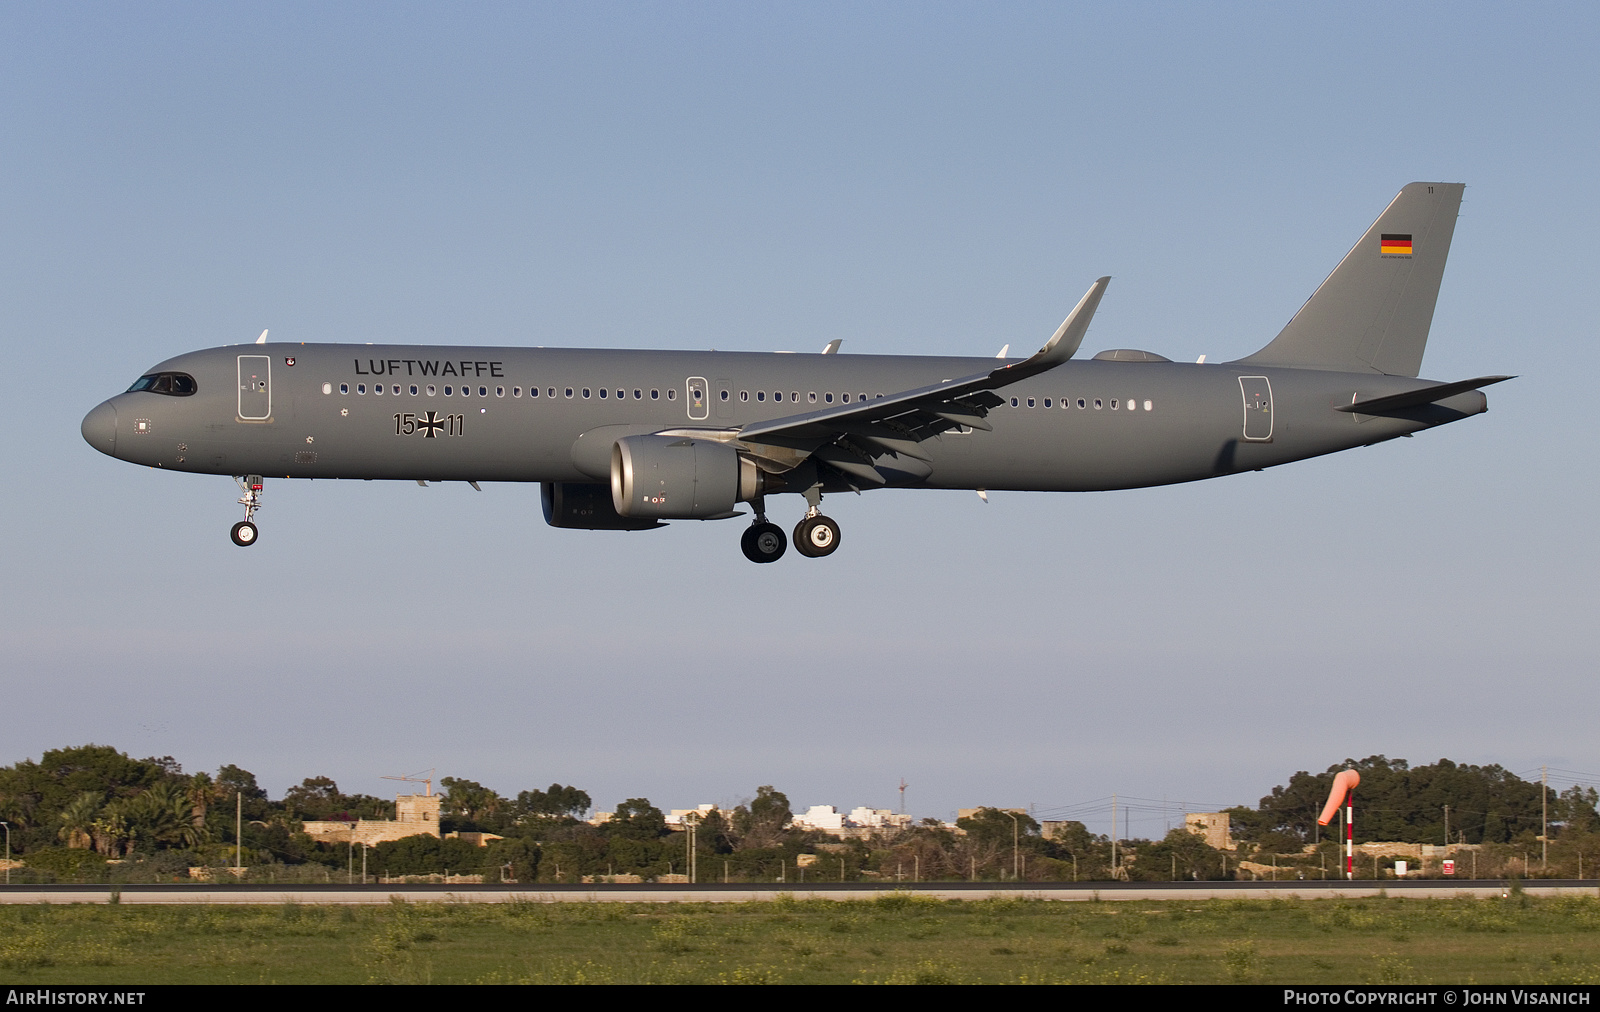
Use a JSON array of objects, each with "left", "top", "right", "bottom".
[
  {"left": 741, "top": 522, "right": 788, "bottom": 563},
  {"left": 794, "top": 515, "right": 841, "bottom": 558},
  {"left": 230, "top": 520, "right": 259, "bottom": 547}
]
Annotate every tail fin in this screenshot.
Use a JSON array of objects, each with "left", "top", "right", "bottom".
[{"left": 1235, "top": 182, "right": 1464, "bottom": 377}]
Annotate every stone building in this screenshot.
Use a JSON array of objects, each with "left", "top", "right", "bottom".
[{"left": 300, "top": 793, "right": 442, "bottom": 847}]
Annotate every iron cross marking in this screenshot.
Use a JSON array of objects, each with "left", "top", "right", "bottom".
[{"left": 418, "top": 411, "right": 445, "bottom": 438}]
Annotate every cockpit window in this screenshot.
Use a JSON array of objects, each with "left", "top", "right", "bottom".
[{"left": 127, "top": 372, "right": 197, "bottom": 396}]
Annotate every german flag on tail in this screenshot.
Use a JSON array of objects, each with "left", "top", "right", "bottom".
[{"left": 1381, "top": 233, "right": 1413, "bottom": 256}]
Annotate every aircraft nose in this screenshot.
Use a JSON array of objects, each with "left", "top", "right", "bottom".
[{"left": 82, "top": 400, "right": 118, "bottom": 456}]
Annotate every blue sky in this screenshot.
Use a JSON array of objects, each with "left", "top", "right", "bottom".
[{"left": 2, "top": 3, "right": 1595, "bottom": 836}]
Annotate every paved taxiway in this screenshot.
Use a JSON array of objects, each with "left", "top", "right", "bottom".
[{"left": 2, "top": 880, "right": 1595, "bottom": 904}]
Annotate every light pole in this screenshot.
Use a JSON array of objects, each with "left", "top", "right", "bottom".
[{"left": 1, "top": 822, "right": 10, "bottom": 885}]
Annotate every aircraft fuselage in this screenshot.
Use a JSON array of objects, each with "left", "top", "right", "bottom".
[{"left": 83, "top": 342, "right": 1485, "bottom": 492}]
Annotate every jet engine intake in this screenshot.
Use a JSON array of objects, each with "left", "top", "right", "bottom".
[{"left": 611, "top": 435, "right": 762, "bottom": 519}]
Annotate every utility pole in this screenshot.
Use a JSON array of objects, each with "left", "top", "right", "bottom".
[
  {"left": 1004, "top": 811, "right": 1020, "bottom": 882},
  {"left": 1, "top": 821, "right": 10, "bottom": 885},
  {"left": 1542, "top": 766, "right": 1549, "bottom": 870},
  {"left": 236, "top": 792, "right": 242, "bottom": 872},
  {"left": 1111, "top": 794, "right": 1118, "bottom": 875},
  {"left": 899, "top": 779, "right": 908, "bottom": 816}
]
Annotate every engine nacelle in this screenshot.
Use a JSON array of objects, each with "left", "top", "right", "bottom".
[
  {"left": 611, "top": 435, "right": 760, "bottom": 519},
  {"left": 541, "top": 482, "right": 663, "bottom": 530}
]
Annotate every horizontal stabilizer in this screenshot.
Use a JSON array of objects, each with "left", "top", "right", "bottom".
[{"left": 1334, "top": 375, "right": 1513, "bottom": 414}]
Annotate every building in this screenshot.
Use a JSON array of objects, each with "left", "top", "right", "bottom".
[
  {"left": 1184, "top": 812, "right": 1235, "bottom": 851},
  {"left": 300, "top": 793, "right": 442, "bottom": 847}
]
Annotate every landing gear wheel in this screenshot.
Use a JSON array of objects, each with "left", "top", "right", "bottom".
[
  {"left": 230, "top": 520, "right": 259, "bottom": 547},
  {"left": 741, "top": 522, "right": 788, "bottom": 563},
  {"left": 793, "top": 515, "right": 841, "bottom": 558}
]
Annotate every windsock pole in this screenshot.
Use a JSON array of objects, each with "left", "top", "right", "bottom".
[{"left": 1345, "top": 787, "right": 1354, "bottom": 880}]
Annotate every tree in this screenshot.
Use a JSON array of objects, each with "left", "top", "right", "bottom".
[
  {"left": 57, "top": 792, "right": 103, "bottom": 849},
  {"left": 441, "top": 777, "right": 507, "bottom": 826},
  {"left": 731, "top": 786, "right": 792, "bottom": 850},
  {"left": 515, "top": 784, "right": 592, "bottom": 820},
  {"left": 1232, "top": 756, "right": 1545, "bottom": 846},
  {"left": 1129, "top": 828, "right": 1231, "bottom": 881},
  {"left": 605, "top": 799, "right": 667, "bottom": 841}
]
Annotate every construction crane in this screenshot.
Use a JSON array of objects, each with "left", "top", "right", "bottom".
[{"left": 382, "top": 768, "right": 436, "bottom": 796}]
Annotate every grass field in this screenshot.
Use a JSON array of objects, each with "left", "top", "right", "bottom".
[{"left": 4, "top": 891, "right": 1600, "bottom": 984}]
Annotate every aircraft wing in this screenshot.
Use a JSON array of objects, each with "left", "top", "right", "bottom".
[{"left": 732, "top": 278, "right": 1109, "bottom": 483}]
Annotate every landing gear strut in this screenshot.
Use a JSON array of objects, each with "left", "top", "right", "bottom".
[
  {"left": 232, "top": 475, "right": 263, "bottom": 547},
  {"left": 741, "top": 496, "right": 787, "bottom": 564},
  {"left": 792, "top": 485, "right": 841, "bottom": 558}
]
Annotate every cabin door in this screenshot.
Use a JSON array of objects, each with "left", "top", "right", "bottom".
[
  {"left": 1238, "top": 376, "right": 1273, "bottom": 441},
  {"left": 238, "top": 355, "right": 272, "bottom": 420}
]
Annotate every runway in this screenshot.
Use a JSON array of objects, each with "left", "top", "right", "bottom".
[{"left": 2, "top": 880, "right": 1595, "bottom": 904}]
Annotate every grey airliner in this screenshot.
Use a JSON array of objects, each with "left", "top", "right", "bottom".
[{"left": 82, "top": 182, "right": 1507, "bottom": 563}]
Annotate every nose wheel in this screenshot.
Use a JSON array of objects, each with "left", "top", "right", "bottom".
[{"left": 232, "top": 475, "right": 263, "bottom": 547}]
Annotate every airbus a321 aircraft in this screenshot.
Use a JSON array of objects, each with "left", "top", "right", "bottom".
[{"left": 83, "top": 182, "right": 1507, "bottom": 564}]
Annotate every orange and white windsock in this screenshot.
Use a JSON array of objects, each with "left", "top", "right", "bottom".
[{"left": 1317, "top": 770, "right": 1360, "bottom": 825}]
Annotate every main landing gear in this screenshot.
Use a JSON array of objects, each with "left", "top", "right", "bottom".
[
  {"left": 231, "top": 475, "right": 263, "bottom": 547},
  {"left": 741, "top": 496, "right": 788, "bottom": 563},
  {"left": 739, "top": 488, "right": 842, "bottom": 563}
]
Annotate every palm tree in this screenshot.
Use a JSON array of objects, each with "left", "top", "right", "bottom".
[{"left": 57, "top": 792, "right": 102, "bottom": 850}]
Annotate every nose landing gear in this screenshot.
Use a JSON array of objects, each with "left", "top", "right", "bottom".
[{"left": 231, "top": 475, "right": 263, "bottom": 547}]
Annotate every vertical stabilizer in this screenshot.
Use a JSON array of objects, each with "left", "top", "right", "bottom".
[{"left": 1236, "top": 182, "right": 1463, "bottom": 377}]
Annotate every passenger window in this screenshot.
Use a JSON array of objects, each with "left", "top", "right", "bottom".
[
  {"left": 808, "top": 392, "right": 817, "bottom": 403},
  {"left": 1111, "top": 399, "right": 1119, "bottom": 410},
  {"left": 409, "top": 384, "right": 419, "bottom": 395},
  {"left": 1043, "top": 398, "right": 1051, "bottom": 408},
  {"left": 1077, "top": 398, "right": 1086, "bottom": 409},
  {"left": 340, "top": 383, "right": 349, "bottom": 395},
  {"left": 1094, "top": 398, "right": 1102, "bottom": 409},
  {"left": 358, "top": 383, "right": 367, "bottom": 394},
  {"left": 825, "top": 393, "right": 833, "bottom": 403},
  {"left": 757, "top": 391, "right": 765, "bottom": 402},
  {"left": 791, "top": 392, "right": 799, "bottom": 402},
  {"left": 1143, "top": 399, "right": 1152, "bottom": 411},
  {"left": 444, "top": 385, "right": 452, "bottom": 396},
  {"left": 599, "top": 388, "right": 607, "bottom": 398},
  {"left": 582, "top": 388, "right": 591, "bottom": 398},
  {"left": 427, "top": 385, "right": 438, "bottom": 396},
  {"left": 1010, "top": 397, "right": 1019, "bottom": 407},
  {"left": 667, "top": 389, "right": 677, "bottom": 400},
  {"left": 634, "top": 389, "right": 642, "bottom": 399},
  {"left": 740, "top": 391, "right": 749, "bottom": 402},
  {"left": 1027, "top": 397, "right": 1035, "bottom": 408},
  {"left": 651, "top": 389, "right": 659, "bottom": 400}
]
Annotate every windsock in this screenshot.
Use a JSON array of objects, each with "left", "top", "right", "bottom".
[{"left": 1317, "top": 769, "right": 1360, "bottom": 825}]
